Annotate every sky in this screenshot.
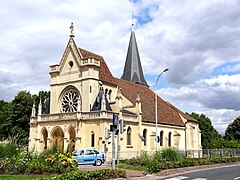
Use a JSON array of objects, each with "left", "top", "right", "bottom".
[{"left": 0, "top": 0, "right": 240, "bottom": 134}]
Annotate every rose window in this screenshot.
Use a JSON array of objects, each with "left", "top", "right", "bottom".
[{"left": 61, "top": 89, "right": 79, "bottom": 112}]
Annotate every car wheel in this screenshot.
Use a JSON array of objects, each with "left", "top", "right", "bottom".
[{"left": 95, "top": 159, "right": 102, "bottom": 166}]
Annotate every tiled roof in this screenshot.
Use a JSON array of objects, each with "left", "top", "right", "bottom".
[
  {"left": 114, "top": 78, "right": 185, "bottom": 127},
  {"left": 79, "top": 48, "right": 186, "bottom": 127},
  {"left": 79, "top": 48, "right": 116, "bottom": 85},
  {"left": 166, "top": 102, "right": 197, "bottom": 122}
]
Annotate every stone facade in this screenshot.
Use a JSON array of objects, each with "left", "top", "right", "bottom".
[{"left": 29, "top": 29, "right": 201, "bottom": 159}]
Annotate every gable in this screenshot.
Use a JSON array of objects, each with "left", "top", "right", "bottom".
[{"left": 58, "top": 38, "right": 82, "bottom": 75}]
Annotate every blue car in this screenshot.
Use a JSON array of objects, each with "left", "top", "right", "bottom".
[{"left": 72, "top": 148, "right": 105, "bottom": 166}]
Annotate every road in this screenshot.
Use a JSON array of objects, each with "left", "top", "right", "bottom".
[{"left": 153, "top": 164, "right": 240, "bottom": 180}]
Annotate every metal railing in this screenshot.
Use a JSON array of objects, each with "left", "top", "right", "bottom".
[
  {"left": 104, "top": 148, "right": 240, "bottom": 162},
  {"left": 178, "top": 148, "right": 240, "bottom": 158}
]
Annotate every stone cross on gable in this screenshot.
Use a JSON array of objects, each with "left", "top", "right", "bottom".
[{"left": 70, "top": 22, "right": 75, "bottom": 37}]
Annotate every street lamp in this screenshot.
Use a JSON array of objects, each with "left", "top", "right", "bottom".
[{"left": 155, "top": 68, "right": 169, "bottom": 150}]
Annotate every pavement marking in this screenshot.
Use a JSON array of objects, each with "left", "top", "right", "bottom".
[
  {"left": 192, "top": 178, "right": 207, "bottom": 180},
  {"left": 234, "top": 177, "right": 240, "bottom": 180},
  {"left": 166, "top": 176, "right": 188, "bottom": 180}
]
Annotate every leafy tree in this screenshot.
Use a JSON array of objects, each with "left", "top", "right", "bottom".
[
  {"left": 8, "top": 91, "right": 33, "bottom": 144},
  {"left": 225, "top": 116, "right": 240, "bottom": 140},
  {"left": 0, "top": 91, "right": 50, "bottom": 144},
  {"left": 188, "top": 112, "right": 220, "bottom": 149},
  {"left": 0, "top": 100, "right": 12, "bottom": 140}
]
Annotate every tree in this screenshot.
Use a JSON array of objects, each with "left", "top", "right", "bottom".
[
  {"left": 0, "top": 100, "right": 12, "bottom": 141},
  {"left": 188, "top": 112, "right": 220, "bottom": 149},
  {"left": 0, "top": 91, "right": 50, "bottom": 145},
  {"left": 225, "top": 116, "right": 240, "bottom": 140},
  {"left": 8, "top": 91, "right": 33, "bottom": 144}
]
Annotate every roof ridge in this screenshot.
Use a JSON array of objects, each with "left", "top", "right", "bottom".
[{"left": 166, "top": 101, "right": 197, "bottom": 122}]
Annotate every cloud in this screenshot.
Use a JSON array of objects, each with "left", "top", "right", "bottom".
[
  {"left": 0, "top": 0, "right": 239, "bottom": 134},
  {"left": 159, "top": 74, "right": 240, "bottom": 134}
]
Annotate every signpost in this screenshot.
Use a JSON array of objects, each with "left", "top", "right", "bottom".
[{"left": 111, "top": 113, "right": 118, "bottom": 169}]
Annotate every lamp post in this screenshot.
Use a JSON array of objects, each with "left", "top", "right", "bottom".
[{"left": 155, "top": 68, "right": 169, "bottom": 150}]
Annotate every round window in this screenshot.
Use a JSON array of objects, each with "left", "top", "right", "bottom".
[
  {"left": 61, "top": 89, "right": 79, "bottom": 112},
  {"left": 68, "top": 61, "right": 74, "bottom": 68}
]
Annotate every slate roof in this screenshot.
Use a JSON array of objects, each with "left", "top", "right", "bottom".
[
  {"left": 91, "top": 87, "right": 112, "bottom": 111},
  {"left": 78, "top": 48, "right": 190, "bottom": 127},
  {"left": 121, "top": 31, "right": 148, "bottom": 86}
]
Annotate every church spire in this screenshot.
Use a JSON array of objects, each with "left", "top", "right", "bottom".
[{"left": 121, "top": 20, "right": 148, "bottom": 87}]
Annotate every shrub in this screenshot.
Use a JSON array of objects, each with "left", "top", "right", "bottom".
[
  {"left": 39, "top": 169, "right": 127, "bottom": 180},
  {"left": 0, "top": 141, "right": 20, "bottom": 159},
  {"left": 0, "top": 149, "right": 77, "bottom": 175},
  {"left": 124, "top": 151, "right": 151, "bottom": 166},
  {"left": 161, "top": 148, "right": 182, "bottom": 161},
  {"left": 146, "top": 158, "right": 161, "bottom": 173},
  {"left": 153, "top": 150, "right": 163, "bottom": 162}
]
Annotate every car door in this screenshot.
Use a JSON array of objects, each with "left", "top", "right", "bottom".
[
  {"left": 84, "top": 149, "right": 96, "bottom": 164},
  {"left": 76, "top": 150, "right": 85, "bottom": 164}
]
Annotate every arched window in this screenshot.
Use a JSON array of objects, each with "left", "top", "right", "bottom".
[
  {"left": 127, "top": 127, "right": 131, "bottom": 145},
  {"left": 143, "top": 129, "right": 147, "bottom": 146},
  {"left": 160, "top": 130, "right": 163, "bottom": 146},
  {"left": 168, "top": 132, "right": 172, "bottom": 147},
  {"left": 91, "top": 131, "right": 95, "bottom": 147}
]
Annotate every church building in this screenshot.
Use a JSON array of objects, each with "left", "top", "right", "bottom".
[{"left": 29, "top": 23, "right": 201, "bottom": 159}]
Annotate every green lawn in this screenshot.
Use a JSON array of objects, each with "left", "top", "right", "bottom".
[{"left": 0, "top": 175, "right": 51, "bottom": 180}]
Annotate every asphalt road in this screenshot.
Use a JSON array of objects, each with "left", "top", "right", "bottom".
[{"left": 156, "top": 164, "right": 240, "bottom": 180}]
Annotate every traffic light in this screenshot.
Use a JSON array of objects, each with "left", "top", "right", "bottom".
[
  {"left": 113, "top": 113, "right": 118, "bottom": 126},
  {"left": 105, "top": 128, "right": 111, "bottom": 140},
  {"left": 120, "top": 119, "right": 126, "bottom": 134}
]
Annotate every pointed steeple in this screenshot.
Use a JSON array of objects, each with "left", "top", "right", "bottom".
[{"left": 121, "top": 23, "right": 148, "bottom": 86}]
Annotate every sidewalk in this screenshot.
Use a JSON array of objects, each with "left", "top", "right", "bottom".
[{"left": 78, "top": 165, "right": 147, "bottom": 179}]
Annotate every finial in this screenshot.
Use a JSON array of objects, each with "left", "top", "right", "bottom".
[
  {"left": 136, "top": 92, "right": 141, "bottom": 103},
  {"left": 101, "top": 93, "right": 106, "bottom": 111},
  {"left": 38, "top": 98, "right": 42, "bottom": 115},
  {"left": 31, "top": 101, "right": 36, "bottom": 117},
  {"left": 132, "top": 13, "right": 135, "bottom": 31},
  {"left": 77, "top": 97, "right": 81, "bottom": 112},
  {"left": 116, "top": 87, "right": 122, "bottom": 99},
  {"left": 69, "top": 22, "right": 75, "bottom": 37}
]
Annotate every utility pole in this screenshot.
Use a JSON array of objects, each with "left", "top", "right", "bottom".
[
  {"left": 117, "top": 125, "right": 120, "bottom": 164},
  {"left": 111, "top": 128, "right": 115, "bottom": 169},
  {"left": 111, "top": 113, "right": 118, "bottom": 169}
]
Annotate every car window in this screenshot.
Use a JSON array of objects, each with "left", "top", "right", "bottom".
[
  {"left": 85, "top": 149, "right": 95, "bottom": 155},
  {"left": 80, "top": 150, "right": 84, "bottom": 155},
  {"left": 93, "top": 150, "right": 99, "bottom": 154}
]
